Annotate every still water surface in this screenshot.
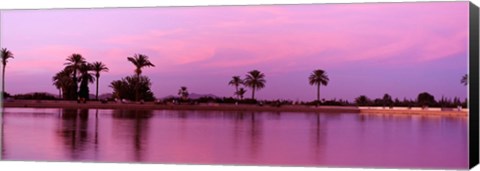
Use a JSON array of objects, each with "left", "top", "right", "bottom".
[{"left": 2, "top": 108, "right": 468, "bottom": 169}]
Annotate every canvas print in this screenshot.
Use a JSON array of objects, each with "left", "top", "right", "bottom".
[{"left": 0, "top": 1, "right": 472, "bottom": 169}]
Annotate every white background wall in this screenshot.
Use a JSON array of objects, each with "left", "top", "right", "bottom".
[
  {"left": 0, "top": 0, "right": 472, "bottom": 9},
  {"left": 0, "top": 0, "right": 478, "bottom": 171}
]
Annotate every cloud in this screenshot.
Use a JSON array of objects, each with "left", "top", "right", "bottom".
[
  {"left": 94, "top": 2, "right": 468, "bottom": 74},
  {"left": 1, "top": 2, "right": 469, "bottom": 99},
  {"left": 7, "top": 45, "right": 88, "bottom": 73}
]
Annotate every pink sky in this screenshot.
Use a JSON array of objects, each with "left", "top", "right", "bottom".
[{"left": 0, "top": 2, "right": 469, "bottom": 101}]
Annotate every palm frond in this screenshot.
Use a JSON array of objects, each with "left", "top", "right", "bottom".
[
  {"left": 1, "top": 48, "right": 14, "bottom": 66},
  {"left": 308, "top": 69, "right": 329, "bottom": 86}
]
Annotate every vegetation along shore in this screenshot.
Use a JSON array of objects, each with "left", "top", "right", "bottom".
[
  {"left": 0, "top": 49, "right": 469, "bottom": 117},
  {"left": 2, "top": 100, "right": 467, "bottom": 117}
]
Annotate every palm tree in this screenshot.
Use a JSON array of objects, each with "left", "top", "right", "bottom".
[
  {"left": 244, "top": 70, "right": 266, "bottom": 100},
  {"left": 1, "top": 48, "right": 14, "bottom": 96},
  {"left": 78, "top": 63, "right": 95, "bottom": 101},
  {"left": 64, "top": 53, "right": 86, "bottom": 100},
  {"left": 53, "top": 67, "right": 77, "bottom": 100},
  {"left": 178, "top": 86, "right": 189, "bottom": 100},
  {"left": 461, "top": 74, "right": 468, "bottom": 86},
  {"left": 127, "top": 54, "right": 155, "bottom": 77},
  {"left": 382, "top": 93, "right": 393, "bottom": 107},
  {"left": 235, "top": 88, "right": 247, "bottom": 100},
  {"left": 91, "top": 61, "right": 109, "bottom": 100},
  {"left": 127, "top": 54, "right": 155, "bottom": 101},
  {"left": 109, "top": 80, "right": 127, "bottom": 100},
  {"left": 308, "top": 69, "right": 329, "bottom": 103},
  {"left": 53, "top": 77, "right": 63, "bottom": 98},
  {"left": 110, "top": 75, "right": 155, "bottom": 101},
  {"left": 229, "top": 76, "right": 243, "bottom": 99},
  {"left": 52, "top": 68, "right": 74, "bottom": 99},
  {"left": 355, "top": 95, "right": 371, "bottom": 106},
  {"left": 417, "top": 92, "right": 436, "bottom": 107}
]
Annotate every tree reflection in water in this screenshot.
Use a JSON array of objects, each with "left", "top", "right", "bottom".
[
  {"left": 249, "top": 112, "right": 263, "bottom": 161},
  {"left": 310, "top": 113, "right": 327, "bottom": 162},
  {"left": 57, "top": 108, "right": 90, "bottom": 160},
  {"left": 112, "top": 109, "right": 153, "bottom": 162},
  {"left": 1, "top": 108, "right": 4, "bottom": 158},
  {"left": 94, "top": 109, "right": 99, "bottom": 160},
  {"left": 1, "top": 108, "right": 468, "bottom": 167},
  {"left": 232, "top": 111, "right": 245, "bottom": 155}
]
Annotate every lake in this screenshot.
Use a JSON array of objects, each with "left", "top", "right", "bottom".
[{"left": 1, "top": 108, "right": 468, "bottom": 169}]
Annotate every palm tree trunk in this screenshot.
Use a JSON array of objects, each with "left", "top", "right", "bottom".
[
  {"left": 2, "top": 65, "right": 5, "bottom": 98},
  {"left": 94, "top": 109, "right": 99, "bottom": 157},
  {"left": 61, "top": 88, "right": 65, "bottom": 100},
  {"left": 73, "top": 70, "right": 78, "bottom": 100},
  {"left": 317, "top": 84, "right": 320, "bottom": 103},
  {"left": 251, "top": 86, "right": 256, "bottom": 100},
  {"left": 235, "top": 85, "right": 239, "bottom": 99},
  {"left": 135, "top": 73, "right": 140, "bottom": 102},
  {"left": 96, "top": 77, "right": 99, "bottom": 100}
]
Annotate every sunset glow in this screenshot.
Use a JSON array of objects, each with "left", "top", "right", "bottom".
[{"left": 0, "top": 2, "right": 468, "bottom": 101}]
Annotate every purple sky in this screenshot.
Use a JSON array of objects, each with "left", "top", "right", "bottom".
[{"left": 0, "top": 2, "right": 469, "bottom": 101}]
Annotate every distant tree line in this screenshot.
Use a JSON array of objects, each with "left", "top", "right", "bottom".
[
  {"left": 354, "top": 92, "right": 466, "bottom": 108},
  {"left": 11, "top": 92, "right": 57, "bottom": 100},
  {"left": 0, "top": 47, "right": 470, "bottom": 108}
]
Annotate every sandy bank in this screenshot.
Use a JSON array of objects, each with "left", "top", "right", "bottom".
[
  {"left": 359, "top": 109, "right": 467, "bottom": 117},
  {"left": 2, "top": 100, "right": 359, "bottom": 113},
  {"left": 2, "top": 100, "right": 468, "bottom": 116}
]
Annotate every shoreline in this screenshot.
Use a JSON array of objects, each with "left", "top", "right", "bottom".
[{"left": 2, "top": 100, "right": 468, "bottom": 117}]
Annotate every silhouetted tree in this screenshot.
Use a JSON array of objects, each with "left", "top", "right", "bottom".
[
  {"left": 229, "top": 76, "right": 243, "bottom": 99},
  {"left": 91, "top": 61, "right": 109, "bottom": 100},
  {"left": 417, "top": 92, "right": 436, "bottom": 107},
  {"left": 127, "top": 54, "right": 155, "bottom": 101},
  {"left": 382, "top": 93, "right": 393, "bottom": 107},
  {"left": 308, "top": 69, "right": 329, "bottom": 104},
  {"left": 78, "top": 63, "right": 95, "bottom": 101},
  {"left": 1, "top": 48, "right": 14, "bottom": 98},
  {"left": 178, "top": 86, "right": 189, "bottom": 100},
  {"left": 109, "top": 75, "right": 155, "bottom": 101},
  {"left": 394, "top": 98, "right": 401, "bottom": 106},
  {"left": 64, "top": 54, "right": 86, "bottom": 100},
  {"left": 355, "top": 95, "right": 371, "bottom": 106},
  {"left": 373, "top": 98, "right": 383, "bottom": 106},
  {"left": 110, "top": 80, "right": 127, "bottom": 100},
  {"left": 53, "top": 68, "right": 75, "bottom": 99},
  {"left": 461, "top": 74, "right": 468, "bottom": 86},
  {"left": 3, "top": 91, "right": 11, "bottom": 98},
  {"left": 235, "top": 88, "right": 247, "bottom": 100},
  {"left": 14, "top": 92, "right": 56, "bottom": 100},
  {"left": 244, "top": 70, "right": 266, "bottom": 100},
  {"left": 127, "top": 54, "right": 155, "bottom": 77}
]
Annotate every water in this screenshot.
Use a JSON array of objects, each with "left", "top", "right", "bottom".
[{"left": 1, "top": 108, "right": 468, "bottom": 169}]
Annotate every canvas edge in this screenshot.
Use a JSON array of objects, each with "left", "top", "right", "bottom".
[
  {"left": 469, "top": 1, "right": 480, "bottom": 169},
  {"left": 0, "top": 9, "right": 4, "bottom": 161},
  {"left": 0, "top": 1, "right": 475, "bottom": 170}
]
